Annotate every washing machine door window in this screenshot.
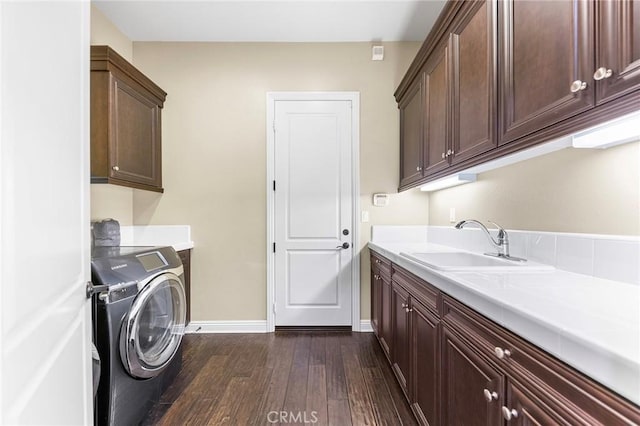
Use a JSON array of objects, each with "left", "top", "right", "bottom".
[{"left": 120, "top": 272, "right": 186, "bottom": 379}]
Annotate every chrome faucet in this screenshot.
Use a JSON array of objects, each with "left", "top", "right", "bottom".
[{"left": 454, "top": 219, "right": 526, "bottom": 262}]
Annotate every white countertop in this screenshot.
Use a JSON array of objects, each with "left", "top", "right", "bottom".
[
  {"left": 368, "top": 240, "right": 640, "bottom": 405},
  {"left": 120, "top": 225, "right": 194, "bottom": 251}
]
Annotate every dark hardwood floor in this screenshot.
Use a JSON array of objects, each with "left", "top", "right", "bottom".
[{"left": 142, "top": 332, "right": 416, "bottom": 425}]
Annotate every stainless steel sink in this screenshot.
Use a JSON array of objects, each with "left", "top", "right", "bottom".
[{"left": 399, "top": 251, "right": 554, "bottom": 272}]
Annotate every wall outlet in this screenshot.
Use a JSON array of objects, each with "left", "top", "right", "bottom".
[
  {"left": 449, "top": 207, "right": 456, "bottom": 223},
  {"left": 361, "top": 210, "right": 370, "bottom": 223}
]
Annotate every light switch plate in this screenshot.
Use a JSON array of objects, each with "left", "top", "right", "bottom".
[{"left": 361, "top": 210, "right": 370, "bottom": 223}]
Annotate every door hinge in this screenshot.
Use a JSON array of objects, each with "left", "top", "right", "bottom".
[
  {"left": 272, "top": 303, "right": 276, "bottom": 314},
  {"left": 273, "top": 121, "right": 276, "bottom": 133},
  {"left": 273, "top": 242, "right": 276, "bottom": 253},
  {"left": 273, "top": 180, "right": 276, "bottom": 191}
]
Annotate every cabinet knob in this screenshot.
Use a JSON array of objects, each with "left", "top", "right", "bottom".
[
  {"left": 401, "top": 303, "right": 408, "bottom": 308},
  {"left": 570, "top": 80, "right": 587, "bottom": 93},
  {"left": 501, "top": 406, "right": 518, "bottom": 421},
  {"left": 446, "top": 149, "right": 452, "bottom": 156},
  {"left": 112, "top": 165, "right": 120, "bottom": 171},
  {"left": 375, "top": 259, "right": 381, "bottom": 264},
  {"left": 441, "top": 152, "right": 445, "bottom": 159},
  {"left": 416, "top": 166, "right": 422, "bottom": 172},
  {"left": 373, "top": 274, "right": 380, "bottom": 280},
  {"left": 593, "top": 67, "right": 613, "bottom": 81},
  {"left": 483, "top": 389, "right": 498, "bottom": 402},
  {"left": 494, "top": 347, "right": 511, "bottom": 359}
]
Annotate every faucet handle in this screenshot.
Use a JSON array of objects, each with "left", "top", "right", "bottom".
[
  {"left": 487, "top": 221, "right": 509, "bottom": 257},
  {"left": 487, "top": 221, "right": 507, "bottom": 236},
  {"left": 487, "top": 220, "right": 509, "bottom": 245}
]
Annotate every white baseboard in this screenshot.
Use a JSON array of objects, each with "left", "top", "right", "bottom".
[
  {"left": 359, "top": 320, "right": 373, "bottom": 332},
  {"left": 185, "top": 320, "right": 268, "bottom": 333},
  {"left": 185, "top": 320, "right": 373, "bottom": 334}
]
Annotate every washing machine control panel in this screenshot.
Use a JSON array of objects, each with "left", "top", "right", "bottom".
[{"left": 136, "top": 251, "right": 168, "bottom": 272}]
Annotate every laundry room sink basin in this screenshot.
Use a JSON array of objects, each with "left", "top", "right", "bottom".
[{"left": 399, "top": 251, "right": 554, "bottom": 272}]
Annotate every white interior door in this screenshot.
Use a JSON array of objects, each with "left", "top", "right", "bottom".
[
  {"left": 0, "top": 1, "right": 92, "bottom": 424},
  {"left": 274, "top": 98, "right": 354, "bottom": 326}
]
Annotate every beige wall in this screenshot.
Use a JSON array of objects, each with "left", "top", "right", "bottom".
[
  {"left": 429, "top": 141, "right": 640, "bottom": 236},
  {"left": 90, "top": 5, "right": 132, "bottom": 61},
  {"left": 89, "top": 5, "right": 135, "bottom": 224},
  {"left": 131, "top": 42, "right": 428, "bottom": 321}
]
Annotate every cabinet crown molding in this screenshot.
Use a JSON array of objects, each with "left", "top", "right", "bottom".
[{"left": 91, "top": 45, "right": 167, "bottom": 106}]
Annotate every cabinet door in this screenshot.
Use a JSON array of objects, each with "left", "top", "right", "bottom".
[
  {"left": 499, "top": 0, "right": 595, "bottom": 145},
  {"left": 379, "top": 276, "right": 393, "bottom": 361},
  {"left": 391, "top": 282, "right": 411, "bottom": 399},
  {"left": 399, "top": 75, "right": 424, "bottom": 187},
  {"left": 450, "top": 0, "right": 497, "bottom": 165},
  {"left": 370, "top": 270, "right": 381, "bottom": 336},
  {"left": 423, "top": 44, "right": 450, "bottom": 176},
  {"left": 178, "top": 249, "right": 191, "bottom": 324},
  {"left": 111, "top": 76, "right": 162, "bottom": 188},
  {"left": 596, "top": 0, "right": 640, "bottom": 104},
  {"left": 441, "top": 326, "right": 504, "bottom": 426},
  {"left": 411, "top": 300, "right": 439, "bottom": 426}
]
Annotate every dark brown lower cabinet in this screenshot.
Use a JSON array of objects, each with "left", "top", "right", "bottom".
[
  {"left": 505, "top": 380, "right": 575, "bottom": 425},
  {"left": 371, "top": 252, "right": 393, "bottom": 361},
  {"left": 392, "top": 282, "right": 411, "bottom": 398},
  {"left": 441, "top": 325, "right": 503, "bottom": 426},
  {"left": 410, "top": 299, "right": 439, "bottom": 426},
  {"left": 370, "top": 250, "right": 640, "bottom": 426},
  {"left": 370, "top": 271, "right": 381, "bottom": 335},
  {"left": 379, "top": 275, "right": 393, "bottom": 360},
  {"left": 177, "top": 249, "right": 191, "bottom": 324},
  {"left": 391, "top": 265, "right": 441, "bottom": 425}
]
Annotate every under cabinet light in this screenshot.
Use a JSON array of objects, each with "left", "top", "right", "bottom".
[
  {"left": 419, "top": 173, "right": 476, "bottom": 192},
  {"left": 572, "top": 111, "right": 640, "bottom": 149}
]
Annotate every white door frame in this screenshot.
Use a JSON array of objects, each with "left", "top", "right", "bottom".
[{"left": 266, "top": 92, "right": 360, "bottom": 332}]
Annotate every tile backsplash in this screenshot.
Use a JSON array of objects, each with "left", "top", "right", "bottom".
[{"left": 372, "top": 225, "right": 640, "bottom": 285}]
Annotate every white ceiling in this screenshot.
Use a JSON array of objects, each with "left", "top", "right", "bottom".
[{"left": 93, "top": 0, "right": 447, "bottom": 42}]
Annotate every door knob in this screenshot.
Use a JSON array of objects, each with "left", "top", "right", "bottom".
[
  {"left": 336, "top": 242, "right": 350, "bottom": 249},
  {"left": 112, "top": 165, "right": 120, "bottom": 171}
]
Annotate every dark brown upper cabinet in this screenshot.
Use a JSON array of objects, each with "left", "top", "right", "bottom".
[
  {"left": 450, "top": 0, "right": 498, "bottom": 164},
  {"left": 396, "top": 1, "right": 496, "bottom": 188},
  {"left": 423, "top": 44, "right": 450, "bottom": 176},
  {"left": 595, "top": 0, "right": 640, "bottom": 105},
  {"left": 395, "top": 0, "right": 640, "bottom": 191},
  {"left": 91, "top": 46, "right": 166, "bottom": 193},
  {"left": 499, "top": 0, "right": 595, "bottom": 145},
  {"left": 399, "top": 75, "right": 425, "bottom": 188}
]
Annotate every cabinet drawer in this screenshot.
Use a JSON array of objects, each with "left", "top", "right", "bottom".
[
  {"left": 391, "top": 264, "right": 439, "bottom": 316},
  {"left": 442, "top": 295, "right": 512, "bottom": 367},
  {"left": 506, "top": 332, "right": 640, "bottom": 425},
  {"left": 371, "top": 251, "right": 391, "bottom": 280},
  {"left": 443, "top": 294, "right": 640, "bottom": 425}
]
